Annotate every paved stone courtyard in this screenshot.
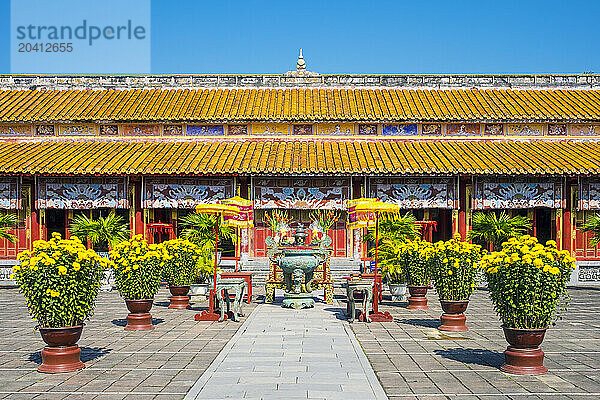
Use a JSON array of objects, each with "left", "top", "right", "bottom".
[
  {"left": 0, "top": 285, "right": 599, "bottom": 399},
  {"left": 352, "top": 287, "right": 600, "bottom": 400},
  {"left": 0, "top": 286, "right": 256, "bottom": 399}
]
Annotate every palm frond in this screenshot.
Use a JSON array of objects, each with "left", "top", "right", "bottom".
[
  {"left": 582, "top": 213, "right": 600, "bottom": 247},
  {"left": 69, "top": 212, "right": 129, "bottom": 249},
  {"left": 0, "top": 213, "right": 17, "bottom": 243},
  {"left": 179, "top": 212, "right": 235, "bottom": 250},
  {"left": 468, "top": 211, "right": 532, "bottom": 248}
]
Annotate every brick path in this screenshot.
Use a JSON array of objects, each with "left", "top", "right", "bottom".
[
  {"left": 185, "top": 291, "right": 387, "bottom": 400},
  {"left": 352, "top": 287, "right": 600, "bottom": 400},
  {"left": 0, "top": 286, "right": 255, "bottom": 399}
]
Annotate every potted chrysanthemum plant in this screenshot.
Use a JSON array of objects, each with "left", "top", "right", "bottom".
[
  {"left": 161, "top": 239, "right": 202, "bottom": 309},
  {"left": 109, "top": 235, "right": 164, "bottom": 330},
  {"left": 397, "top": 239, "right": 434, "bottom": 310},
  {"left": 431, "top": 234, "right": 483, "bottom": 331},
  {"left": 13, "top": 233, "right": 106, "bottom": 373},
  {"left": 482, "top": 235, "right": 575, "bottom": 375}
]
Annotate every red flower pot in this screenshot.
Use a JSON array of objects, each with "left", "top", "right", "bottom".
[
  {"left": 439, "top": 300, "right": 469, "bottom": 331},
  {"left": 37, "top": 325, "right": 85, "bottom": 373},
  {"left": 124, "top": 299, "right": 154, "bottom": 331},
  {"left": 501, "top": 326, "right": 548, "bottom": 375},
  {"left": 168, "top": 285, "right": 191, "bottom": 309},
  {"left": 407, "top": 285, "right": 429, "bottom": 310}
]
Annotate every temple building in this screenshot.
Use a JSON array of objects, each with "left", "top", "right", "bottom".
[{"left": 1, "top": 54, "right": 600, "bottom": 284}]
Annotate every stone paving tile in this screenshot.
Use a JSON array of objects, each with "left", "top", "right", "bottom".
[
  {"left": 350, "top": 286, "right": 600, "bottom": 400},
  {"left": 0, "top": 286, "right": 257, "bottom": 400}
]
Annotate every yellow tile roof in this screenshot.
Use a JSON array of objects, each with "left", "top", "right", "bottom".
[
  {"left": 0, "top": 138, "right": 599, "bottom": 175},
  {"left": 0, "top": 88, "right": 600, "bottom": 122}
]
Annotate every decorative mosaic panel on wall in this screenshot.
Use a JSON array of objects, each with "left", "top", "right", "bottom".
[
  {"left": 143, "top": 178, "right": 233, "bottom": 208},
  {"left": 228, "top": 125, "right": 248, "bottom": 135},
  {"left": 421, "top": 124, "right": 442, "bottom": 135},
  {"left": 0, "top": 177, "right": 21, "bottom": 209},
  {"left": 446, "top": 123, "right": 480, "bottom": 136},
  {"left": 35, "top": 125, "right": 55, "bottom": 136},
  {"left": 483, "top": 124, "right": 504, "bottom": 136},
  {"left": 58, "top": 124, "right": 96, "bottom": 136},
  {"left": 358, "top": 124, "right": 377, "bottom": 135},
  {"left": 381, "top": 124, "right": 418, "bottom": 136},
  {"left": 37, "top": 177, "right": 128, "bottom": 209},
  {"left": 253, "top": 178, "right": 350, "bottom": 210},
  {"left": 293, "top": 124, "right": 313, "bottom": 135},
  {"left": 317, "top": 123, "right": 354, "bottom": 136},
  {"left": 548, "top": 124, "right": 568, "bottom": 136},
  {"left": 163, "top": 125, "right": 183, "bottom": 136},
  {"left": 0, "top": 124, "right": 31, "bottom": 136},
  {"left": 99, "top": 125, "right": 119, "bottom": 136},
  {"left": 251, "top": 123, "right": 288, "bottom": 135},
  {"left": 472, "top": 178, "right": 564, "bottom": 209},
  {"left": 122, "top": 125, "right": 160, "bottom": 136},
  {"left": 368, "top": 177, "right": 457, "bottom": 209},
  {"left": 186, "top": 125, "right": 225, "bottom": 136},
  {"left": 506, "top": 124, "right": 544, "bottom": 136},
  {"left": 578, "top": 179, "right": 600, "bottom": 210},
  {"left": 570, "top": 124, "right": 600, "bottom": 136}
]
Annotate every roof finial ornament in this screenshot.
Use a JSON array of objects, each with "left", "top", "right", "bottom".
[
  {"left": 297, "top": 48, "right": 306, "bottom": 71},
  {"left": 284, "top": 48, "right": 318, "bottom": 77}
]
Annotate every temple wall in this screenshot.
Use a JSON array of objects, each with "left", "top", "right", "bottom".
[{"left": 0, "top": 73, "right": 599, "bottom": 90}]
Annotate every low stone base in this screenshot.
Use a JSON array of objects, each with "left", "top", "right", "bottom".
[
  {"left": 168, "top": 295, "right": 190, "bottom": 309},
  {"left": 125, "top": 312, "right": 154, "bottom": 330},
  {"left": 38, "top": 345, "right": 85, "bottom": 373},
  {"left": 439, "top": 313, "right": 468, "bottom": 331},
  {"left": 282, "top": 293, "right": 315, "bottom": 309},
  {"left": 501, "top": 346, "right": 548, "bottom": 375},
  {"left": 407, "top": 296, "right": 428, "bottom": 310}
]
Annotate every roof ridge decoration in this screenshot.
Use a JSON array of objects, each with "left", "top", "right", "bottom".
[{"left": 0, "top": 73, "right": 599, "bottom": 90}]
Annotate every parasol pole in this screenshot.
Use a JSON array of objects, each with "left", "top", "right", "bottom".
[
  {"left": 213, "top": 214, "right": 219, "bottom": 299},
  {"left": 373, "top": 210, "right": 380, "bottom": 313}
]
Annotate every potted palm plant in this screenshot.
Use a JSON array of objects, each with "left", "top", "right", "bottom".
[
  {"left": 110, "top": 235, "right": 165, "bottom": 330},
  {"left": 431, "top": 234, "right": 483, "bottom": 331},
  {"left": 481, "top": 235, "right": 575, "bottom": 375},
  {"left": 161, "top": 239, "right": 202, "bottom": 309},
  {"left": 180, "top": 211, "right": 235, "bottom": 258},
  {"left": 396, "top": 238, "right": 434, "bottom": 310},
  {"left": 12, "top": 233, "right": 106, "bottom": 373},
  {"left": 468, "top": 211, "right": 531, "bottom": 251},
  {"left": 365, "top": 213, "right": 418, "bottom": 301},
  {"left": 70, "top": 211, "right": 129, "bottom": 291}
]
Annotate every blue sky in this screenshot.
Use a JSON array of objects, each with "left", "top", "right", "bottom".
[{"left": 1, "top": 0, "right": 599, "bottom": 74}]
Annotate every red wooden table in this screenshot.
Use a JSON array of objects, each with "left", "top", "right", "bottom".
[{"left": 220, "top": 272, "right": 253, "bottom": 303}]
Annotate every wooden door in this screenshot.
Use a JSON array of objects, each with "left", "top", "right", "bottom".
[
  {"left": 574, "top": 210, "right": 600, "bottom": 259},
  {"left": 0, "top": 185, "right": 31, "bottom": 259},
  {"left": 254, "top": 227, "right": 270, "bottom": 257}
]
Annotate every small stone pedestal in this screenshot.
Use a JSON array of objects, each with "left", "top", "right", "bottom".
[
  {"left": 38, "top": 346, "right": 85, "bottom": 373},
  {"left": 282, "top": 292, "right": 315, "bottom": 309}
]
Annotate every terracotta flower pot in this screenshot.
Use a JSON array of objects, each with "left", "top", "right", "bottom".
[
  {"left": 407, "top": 285, "right": 429, "bottom": 310},
  {"left": 501, "top": 326, "right": 548, "bottom": 375},
  {"left": 124, "top": 299, "right": 154, "bottom": 331},
  {"left": 439, "top": 300, "right": 469, "bottom": 331},
  {"left": 168, "top": 285, "right": 191, "bottom": 309},
  {"left": 37, "top": 325, "right": 85, "bottom": 373}
]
